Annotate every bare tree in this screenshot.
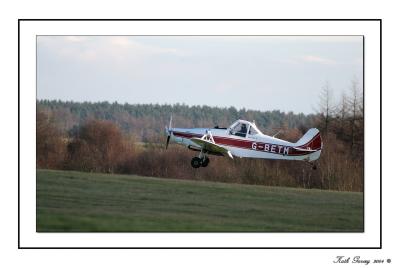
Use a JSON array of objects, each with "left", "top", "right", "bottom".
[
  {"left": 339, "top": 92, "right": 348, "bottom": 123},
  {"left": 318, "top": 81, "right": 335, "bottom": 134},
  {"left": 332, "top": 91, "right": 349, "bottom": 141},
  {"left": 348, "top": 78, "right": 363, "bottom": 153}
]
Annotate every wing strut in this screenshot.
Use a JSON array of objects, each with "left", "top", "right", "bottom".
[{"left": 190, "top": 130, "right": 233, "bottom": 159}]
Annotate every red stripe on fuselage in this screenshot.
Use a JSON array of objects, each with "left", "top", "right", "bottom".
[{"left": 173, "top": 132, "right": 200, "bottom": 139}]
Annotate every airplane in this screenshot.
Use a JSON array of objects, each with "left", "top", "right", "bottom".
[{"left": 165, "top": 119, "right": 322, "bottom": 169}]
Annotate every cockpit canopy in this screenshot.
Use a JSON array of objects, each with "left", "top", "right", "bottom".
[{"left": 228, "top": 120, "right": 262, "bottom": 138}]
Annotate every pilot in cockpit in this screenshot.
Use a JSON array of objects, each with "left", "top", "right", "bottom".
[
  {"left": 239, "top": 124, "right": 247, "bottom": 136},
  {"left": 233, "top": 123, "right": 247, "bottom": 137},
  {"left": 229, "top": 122, "right": 249, "bottom": 138}
]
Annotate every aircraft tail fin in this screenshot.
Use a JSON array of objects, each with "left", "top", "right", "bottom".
[{"left": 295, "top": 128, "right": 322, "bottom": 151}]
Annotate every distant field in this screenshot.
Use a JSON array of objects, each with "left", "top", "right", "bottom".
[{"left": 37, "top": 169, "right": 363, "bottom": 232}]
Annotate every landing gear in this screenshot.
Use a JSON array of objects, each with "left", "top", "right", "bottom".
[
  {"left": 304, "top": 160, "right": 318, "bottom": 170},
  {"left": 201, "top": 157, "right": 210, "bottom": 167},
  {"left": 191, "top": 157, "right": 202, "bottom": 168},
  {"left": 190, "top": 156, "right": 210, "bottom": 168},
  {"left": 312, "top": 164, "right": 317, "bottom": 170},
  {"left": 191, "top": 150, "right": 210, "bottom": 168}
]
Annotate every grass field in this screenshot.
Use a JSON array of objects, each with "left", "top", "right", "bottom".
[{"left": 37, "top": 169, "right": 363, "bottom": 232}]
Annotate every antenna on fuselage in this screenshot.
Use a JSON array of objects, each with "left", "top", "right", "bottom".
[{"left": 272, "top": 130, "right": 283, "bottom": 138}]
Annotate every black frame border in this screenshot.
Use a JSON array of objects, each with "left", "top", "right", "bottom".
[{"left": 18, "top": 19, "right": 382, "bottom": 249}]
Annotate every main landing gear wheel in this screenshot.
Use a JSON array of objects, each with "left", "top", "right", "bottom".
[
  {"left": 191, "top": 157, "right": 202, "bottom": 168},
  {"left": 201, "top": 157, "right": 210, "bottom": 167}
]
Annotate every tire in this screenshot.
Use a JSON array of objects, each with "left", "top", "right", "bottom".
[
  {"left": 201, "top": 157, "right": 210, "bottom": 167},
  {"left": 312, "top": 164, "right": 317, "bottom": 170},
  {"left": 191, "top": 157, "right": 202, "bottom": 168}
]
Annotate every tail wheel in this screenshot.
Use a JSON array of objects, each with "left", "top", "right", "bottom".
[
  {"left": 312, "top": 164, "right": 317, "bottom": 170},
  {"left": 191, "top": 157, "right": 202, "bottom": 168},
  {"left": 201, "top": 157, "right": 210, "bottom": 167}
]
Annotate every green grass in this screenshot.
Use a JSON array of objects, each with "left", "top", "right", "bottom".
[{"left": 37, "top": 169, "right": 363, "bottom": 232}]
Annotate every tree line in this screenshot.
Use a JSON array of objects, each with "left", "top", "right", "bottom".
[
  {"left": 37, "top": 83, "right": 363, "bottom": 191},
  {"left": 37, "top": 100, "right": 317, "bottom": 143}
]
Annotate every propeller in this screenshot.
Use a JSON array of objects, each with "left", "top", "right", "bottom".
[
  {"left": 165, "top": 116, "right": 172, "bottom": 149},
  {"left": 166, "top": 135, "right": 171, "bottom": 149}
]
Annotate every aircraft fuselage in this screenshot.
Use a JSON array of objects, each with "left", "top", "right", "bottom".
[{"left": 170, "top": 127, "right": 321, "bottom": 162}]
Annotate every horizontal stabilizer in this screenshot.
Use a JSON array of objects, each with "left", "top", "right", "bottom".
[{"left": 293, "top": 147, "right": 318, "bottom": 152}]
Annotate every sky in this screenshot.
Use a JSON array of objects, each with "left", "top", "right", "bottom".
[{"left": 37, "top": 36, "right": 363, "bottom": 114}]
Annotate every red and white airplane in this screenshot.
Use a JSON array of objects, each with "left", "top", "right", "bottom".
[{"left": 165, "top": 119, "right": 322, "bottom": 169}]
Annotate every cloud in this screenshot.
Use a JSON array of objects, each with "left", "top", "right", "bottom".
[
  {"left": 109, "top": 36, "right": 184, "bottom": 56},
  {"left": 270, "top": 36, "right": 362, "bottom": 43},
  {"left": 299, "top": 55, "right": 337, "bottom": 65},
  {"left": 213, "top": 81, "right": 238, "bottom": 93},
  {"left": 183, "top": 35, "right": 362, "bottom": 44},
  {"left": 64, "top": 36, "right": 88, "bottom": 43},
  {"left": 38, "top": 36, "right": 186, "bottom": 64}
]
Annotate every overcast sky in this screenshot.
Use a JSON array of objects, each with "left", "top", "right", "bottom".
[{"left": 37, "top": 36, "right": 363, "bottom": 114}]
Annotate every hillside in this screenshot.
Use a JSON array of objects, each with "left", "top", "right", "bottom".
[{"left": 37, "top": 169, "right": 364, "bottom": 232}]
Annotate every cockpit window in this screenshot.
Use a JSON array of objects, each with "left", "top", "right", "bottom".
[
  {"left": 248, "top": 126, "right": 258, "bottom": 135},
  {"left": 230, "top": 123, "right": 248, "bottom": 137}
]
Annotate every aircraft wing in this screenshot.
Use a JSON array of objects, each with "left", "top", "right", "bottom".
[
  {"left": 190, "top": 138, "right": 233, "bottom": 159},
  {"left": 293, "top": 147, "right": 319, "bottom": 152}
]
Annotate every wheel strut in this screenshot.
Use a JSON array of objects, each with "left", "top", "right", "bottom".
[{"left": 201, "top": 157, "right": 210, "bottom": 167}]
